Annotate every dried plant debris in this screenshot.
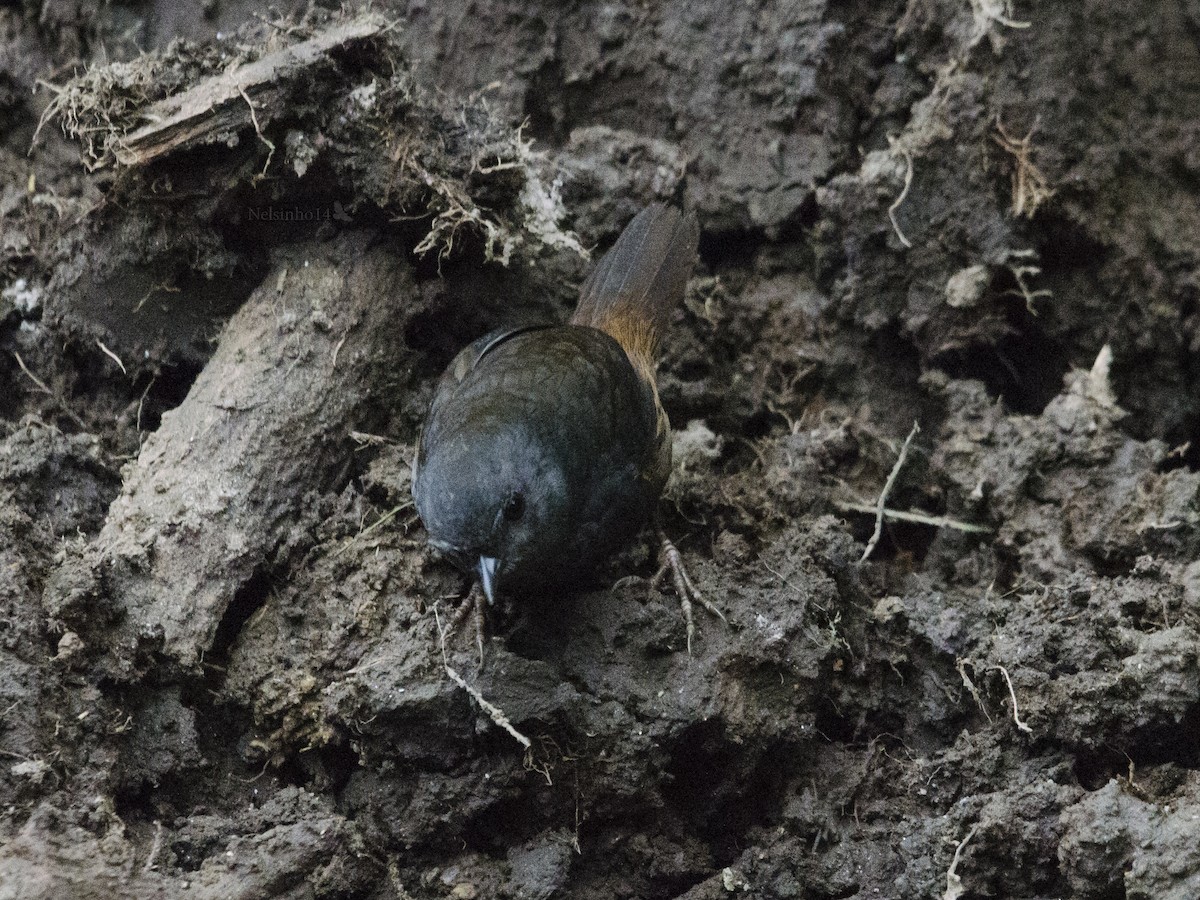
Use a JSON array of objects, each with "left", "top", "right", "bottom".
[{"left": 39, "top": 12, "right": 578, "bottom": 266}]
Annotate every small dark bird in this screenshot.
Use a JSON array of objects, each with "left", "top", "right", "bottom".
[{"left": 413, "top": 203, "right": 724, "bottom": 650}]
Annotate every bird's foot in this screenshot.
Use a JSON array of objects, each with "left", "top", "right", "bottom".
[
  {"left": 444, "top": 581, "right": 488, "bottom": 667},
  {"left": 652, "top": 528, "right": 726, "bottom": 654}
]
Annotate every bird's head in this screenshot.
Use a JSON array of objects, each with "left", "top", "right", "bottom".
[{"left": 412, "top": 419, "right": 571, "bottom": 602}]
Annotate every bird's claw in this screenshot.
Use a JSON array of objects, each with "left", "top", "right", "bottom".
[
  {"left": 654, "top": 529, "right": 726, "bottom": 654},
  {"left": 445, "top": 581, "right": 487, "bottom": 667}
]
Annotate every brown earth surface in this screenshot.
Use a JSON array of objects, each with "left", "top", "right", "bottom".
[{"left": 2, "top": 2, "right": 1199, "bottom": 898}]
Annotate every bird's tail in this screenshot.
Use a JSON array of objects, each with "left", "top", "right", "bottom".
[{"left": 570, "top": 203, "right": 699, "bottom": 373}]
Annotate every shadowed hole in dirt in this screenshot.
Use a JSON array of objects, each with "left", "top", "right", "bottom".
[
  {"left": 1033, "top": 214, "right": 1200, "bottom": 462},
  {"left": 662, "top": 720, "right": 794, "bottom": 866},
  {"left": 1156, "top": 428, "right": 1200, "bottom": 472},
  {"left": 929, "top": 300, "right": 1069, "bottom": 415},
  {"left": 1129, "top": 707, "right": 1200, "bottom": 770},
  {"left": 1073, "top": 709, "right": 1200, "bottom": 792},
  {"left": 403, "top": 303, "right": 498, "bottom": 379},
  {"left": 402, "top": 246, "right": 572, "bottom": 382},
  {"left": 132, "top": 360, "right": 204, "bottom": 432},
  {"left": 524, "top": 58, "right": 569, "bottom": 145},
  {"left": 205, "top": 568, "right": 274, "bottom": 674},
  {"left": 774, "top": 194, "right": 821, "bottom": 244},
  {"left": 1073, "top": 746, "right": 1141, "bottom": 791},
  {"left": 841, "top": 514, "right": 939, "bottom": 565},
  {"left": 460, "top": 791, "right": 560, "bottom": 855},
  {"left": 312, "top": 738, "right": 360, "bottom": 796},
  {"left": 698, "top": 227, "right": 769, "bottom": 273},
  {"left": 1147, "top": 289, "right": 1200, "bottom": 472},
  {"left": 1088, "top": 549, "right": 1139, "bottom": 579},
  {"left": 0, "top": 351, "right": 25, "bottom": 420},
  {"left": 113, "top": 693, "right": 290, "bottom": 872},
  {"left": 812, "top": 696, "right": 858, "bottom": 746},
  {"left": 217, "top": 166, "right": 397, "bottom": 251}
]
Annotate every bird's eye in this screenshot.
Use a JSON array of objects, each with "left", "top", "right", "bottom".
[{"left": 503, "top": 493, "right": 525, "bottom": 521}]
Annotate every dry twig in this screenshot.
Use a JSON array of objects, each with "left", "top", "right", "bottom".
[
  {"left": 860, "top": 421, "right": 920, "bottom": 563},
  {"left": 434, "top": 605, "right": 531, "bottom": 750},
  {"left": 77, "top": 16, "right": 385, "bottom": 167}
]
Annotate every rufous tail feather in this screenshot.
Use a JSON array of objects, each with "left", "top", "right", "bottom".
[{"left": 570, "top": 204, "right": 699, "bottom": 380}]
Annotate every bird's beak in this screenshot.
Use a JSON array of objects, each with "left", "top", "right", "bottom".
[{"left": 478, "top": 556, "right": 499, "bottom": 606}]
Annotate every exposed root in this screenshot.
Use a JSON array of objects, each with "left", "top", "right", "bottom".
[
  {"left": 95, "top": 339, "right": 127, "bottom": 375},
  {"left": 141, "top": 821, "right": 164, "bottom": 874},
  {"left": 1003, "top": 249, "right": 1053, "bottom": 315},
  {"left": 434, "top": 605, "right": 530, "bottom": 749},
  {"left": 13, "top": 352, "right": 86, "bottom": 428},
  {"left": 887, "top": 135, "right": 915, "bottom": 249},
  {"left": 13, "top": 351, "right": 52, "bottom": 396},
  {"left": 836, "top": 501, "right": 992, "bottom": 534},
  {"left": 943, "top": 822, "right": 981, "bottom": 900},
  {"left": 860, "top": 421, "right": 920, "bottom": 563},
  {"left": 955, "top": 658, "right": 993, "bottom": 722},
  {"left": 970, "top": 0, "right": 1030, "bottom": 32},
  {"left": 989, "top": 664, "right": 1033, "bottom": 734},
  {"left": 239, "top": 85, "right": 276, "bottom": 178},
  {"left": 994, "top": 118, "right": 1054, "bottom": 218},
  {"left": 333, "top": 502, "right": 413, "bottom": 557}
]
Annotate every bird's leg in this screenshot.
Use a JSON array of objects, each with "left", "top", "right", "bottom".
[
  {"left": 445, "top": 581, "right": 487, "bottom": 666},
  {"left": 652, "top": 521, "right": 727, "bottom": 654}
]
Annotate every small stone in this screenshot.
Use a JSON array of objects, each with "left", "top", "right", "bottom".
[
  {"left": 55, "top": 631, "right": 84, "bottom": 660},
  {"left": 945, "top": 264, "right": 989, "bottom": 309},
  {"left": 873, "top": 596, "right": 906, "bottom": 623}
]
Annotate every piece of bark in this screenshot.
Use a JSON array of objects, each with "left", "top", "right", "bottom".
[
  {"left": 52, "top": 234, "right": 412, "bottom": 672},
  {"left": 0, "top": 799, "right": 349, "bottom": 900},
  {"left": 112, "top": 15, "right": 386, "bottom": 167}
]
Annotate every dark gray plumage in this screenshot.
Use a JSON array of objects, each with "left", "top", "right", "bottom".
[{"left": 413, "top": 204, "right": 699, "bottom": 605}]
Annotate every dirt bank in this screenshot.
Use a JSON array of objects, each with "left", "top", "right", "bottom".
[{"left": 2, "top": 2, "right": 1199, "bottom": 898}]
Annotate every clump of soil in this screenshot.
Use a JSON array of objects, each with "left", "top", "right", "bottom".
[{"left": 2, "top": 2, "right": 1199, "bottom": 898}]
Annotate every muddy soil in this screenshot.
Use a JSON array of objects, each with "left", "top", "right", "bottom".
[{"left": 2, "top": 1, "right": 1199, "bottom": 898}]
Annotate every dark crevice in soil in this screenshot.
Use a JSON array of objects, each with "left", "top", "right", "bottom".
[
  {"left": 134, "top": 360, "right": 203, "bottom": 432},
  {"left": 842, "top": 511, "right": 940, "bottom": 565},
  {"left": 662, "top": 723, "right": 795, "bottom": 867},
  {"left": 313, "top": 738, "right": 360, "bottom": 797},
  {"left": 1088, "top": 551, "right": 1139, "bottom": 580},
  {"left": 698, "top": 227, "right": 769, "bottom": 273},
  {"left": 205, "top": 568, "right": 274, "bottom": 675},
  {"left": 1156, "top": 437, "right": 1200, "bottom": 473},
  {"left": 459, "top": 793, "right": 558, "bottom": 855},
  {"left": 1128, "top": 708, "right": 1200, "bottom": 770},
  {"left": 929, "top": 309, "right": 1068, "bottom": 416},
  {"left": 1072, "top": 747, "right": 1139, "bottom": 792},
  {"left": 524, "top": 58, "right": 570, "bottom": 145}
]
